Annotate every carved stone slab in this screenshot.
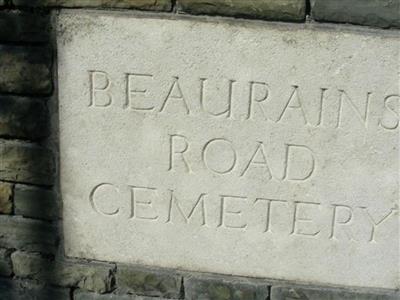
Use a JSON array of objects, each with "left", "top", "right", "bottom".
[{"left": 57, "top": 10, "right": 399, "bottom": 289}]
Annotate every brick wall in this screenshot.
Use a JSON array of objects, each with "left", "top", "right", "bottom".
[{"left": 0, "top": 1, "right": 398, "bottom": 299}]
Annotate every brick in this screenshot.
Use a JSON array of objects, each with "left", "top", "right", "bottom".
[
  {"left": 116, "top": 265, "right": 182, "bottom": 298},
  {"left": 0, "top": 140, "right": 54, "bottom": 186},
  {"left": 0, "top": 182, "right": 12, "bottom": 214},
  {"left": 0, "top": 248, "right": 12, "bottom": 276},
  {"left": 184, "top": 276, "right": 269, "bottom": 300},
  {"left": 12, "top": 251, "right": 115, "bottom": 293},
  {"left": 13, "top": 0, "right": 171, "bottom": 11},
  {"left": 271, "top": 286, "right": 399, "bottom": 300},
  {"left": 311, "top": 0, "right": 400, "bottom": 29},
  {"left": 177, "top": 0, "right": 306, "bottom": 22},
  {"left": 0, "top": 11, "right": 50, "bottom": 43},
  {"left": 0, "top": 46, "right": 52, "bottom": 95},
  {"left": 75, "top": 290, "right": 170, "bottom": 300},
  {"left": 0, "top": 278, "right": 70, "bottom": 300},
  {"left": 14, "top": 184, "right": 59, "bottom": 221},
  {"left": 0, "top": 96, "right": 49, "bottom": 140},
  {"left": 0, "top": 216, "right": 57, "bottom": 253}
]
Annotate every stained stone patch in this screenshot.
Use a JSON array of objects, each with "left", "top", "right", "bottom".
[{"left": 0, "top": 182, "right": 13, "bottom": 215}]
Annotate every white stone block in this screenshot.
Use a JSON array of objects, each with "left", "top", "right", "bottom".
[{"left": 57, "top": 10, "right": 399, "bottom": 289}]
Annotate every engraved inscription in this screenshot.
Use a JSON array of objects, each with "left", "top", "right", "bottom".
[
  {"left": 88, "top": 71, "right": 398, "bottom": 132},
  {"left": 88, "top": 183, "right": 398, "bottom": 244}
]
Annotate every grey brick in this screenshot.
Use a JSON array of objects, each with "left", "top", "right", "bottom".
[
  {"left": 311, "top": 0, "right": 400, "bottom": 29},
  {"left": 0, "top": 278, "right": 70, "bottom": 300},
  {"left": 116, "top": 265, "right": 182, "bottom": 298},
  {"left": 0, "top": 215, "right": 57, "bottom": 253},
  {"left": 0, "top": 248, "right": 12, "bottom": 276},
  {"left": 0, "top": 46, "right": 52, "bottom": 95},
  {"left": 0, "top": 96, "right": 49, "bottom": 140},
  {"left": 177, "top": 0, "right": 306, "bottom": 22},
  {"left": 14, "top": 184, "right": 59, "bottom": 221},
  {"left": 0, "top": 182, "right": 13, "bottom": 214},
  {"left": 0, "top": 11, "right": 50, "bottom": 43},
  {"left": 13, "top": 0, "right": 171, "bottom": 11},
  {"left": 0, "top": 140, "right": 54, "bottom": 186},
  {"left": 12, "top": 251, "right": 115, "bottom": 293},
  {"left": 185, "top": 276, "right": 269, "bottom": 300},
  {"left": 271, "top": 286, "right": 399, "bottom": 300}
]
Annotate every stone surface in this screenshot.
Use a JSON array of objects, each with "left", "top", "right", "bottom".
[
  {"left": 177, "top": 0, "right": 305, "bottom": 22},
  {"left": 0, "top": 182, "right": 13, "bottom": 214},
  {"left": 0, "top": 278, "right": 70, "bottom": 300},
  {"left": 271, "top": 286, "right": 400, "bottom": 300},
  {"left": 0, "top": 140, "right": 54, "bottom": 186},
  {"left": 14, "top": 184, "right": 59, "bottom": 221},
  {"left": 0, "top": 96, "right": 49, "bottom": 140},
  {"left": 12, "top": 251, "right": 115, "bottom": 293},
  {"left": 185, "top": 276, "right": 269, "bottom": 300},
  {"left": 0, "top": 248, "right": 13, "bottom": 276},
  {"left": 14, "top": 0, "right": 171, "bottom": 10},
  {"left": 58, "top": 11, "right": 399, "bottom": 289},
  {"left": 116, "top": 265, "right": 181, "bottom": 298},
  {"left": 311, "top": 0, "right": 400, "bottom": 29},
  {"left": 75, "top": 290, "right": 170, "bottom": 300},
  {"left": 0, "top": 11, "right": 50, "bottom": 42},
  {"left": 0, "top": 46, "right": 52, "bottom": 95},
  {"left": 0, "top": 216, "right": 57, "bottom": 253}
]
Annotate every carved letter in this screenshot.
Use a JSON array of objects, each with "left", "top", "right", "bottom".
[
  {"left": 128, "top": 185, "right": 159, "bottom": 221},
  {"left": 89, "top": 71, "right": 113, "bottom": 107},
  {"left": 89, "top": 183, "right": 120, "bottom": 216},
  {"left": 359, "top": 207, "right": 397, "bottom": 243},
  {"left": 218, "top": 195, "right": 248, "bottom": 229},
  {"left": 282, "top": 144, "right": 315, "bottom": 181},
  {"left": 380, "top": 95, "right": 399, "bottom": 130},
  {"left": 125, "top": 73, "right": 154, "bottom": 110},
  {"left": 240, "top": 142, "right": 272, "bottom": 180},
  {"left": 200, "top": 78, "right": 235, "bottom": 118},
  {"left": 277, "top": 85, "right": 308, "bottom": 124},
  {"left": 202, "top": 138, "right": 237, "bottom": 174},
  {"left": 254, "top": 198, "right": 288, "bottom": 233},
  {"left": 336, "top": 90, "right": 372, "bottom": 128},
  {"left": 290, "top": 201, "right": 321, "bottom": 237},
  {"left": 166, "top": 190, "right": 207, "bottom": 225},
  {"left": 160, "top": 77, "right": 190, "bottom": 114},
  {"left": 169, "top": 134, "right": 191, "bottom": 173},
  {"left": 246, "top": 81, "right": 270, "bottom": 120},
  {"left": 316, "top": 88, "right": 329, "bottom": 127},
  {"left": 330, "top": 204, "right": 355, "bottom": 241}
]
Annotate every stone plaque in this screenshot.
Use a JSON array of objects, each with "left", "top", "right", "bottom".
[{"left": 57, "top": 10, "right": 399, "bottom": 289}]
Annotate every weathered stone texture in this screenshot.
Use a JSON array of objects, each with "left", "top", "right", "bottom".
[
  {"left": 177, "top": 0, "right": 306, "bottom": 21},
  {"left": 13, "top": 0, "right": 171, "bottom": 10},
  {"left": 0, "top": 96, "right": 49, "bottom": 140},
  {"left": 0, "top": 248, "right": 13, "bottom": 276},
  {"left": 0, "top": 11, "right": 50, "bottom": 43},
  {"left": 185, "top": 276, "right": 269, "bottom": 300},
  {"left": 0, "top": 278, "right": 70, "bottom": 300},
  {"left": 116, "top": 265, "right": 182, "bottom": 298},
  {"left": 271, "top": 286, "right": 400, "bottom": 300},
  {"left": 0, "top": 216, "right": 57, "bottom": 253},
  {"left": 311, "top": 0, "right": 400, "bottom": 28},
  {"left": 12, "top": 251, "right": 115, "bottom": 293},
  {"left": 75, "top": 290, "right": 170, "bottom": 299},
  {"left": 0, "top": 140, "right": 54, "bottom": 186},
  {"left": 0, "top": 46, "right": 52, "bottom": 95},
  {"left": 14, "top": 184, "right": 59, "bottom": 221},
  {"left": 0, "top": 182, "right": 13, "bottom": 214}
]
